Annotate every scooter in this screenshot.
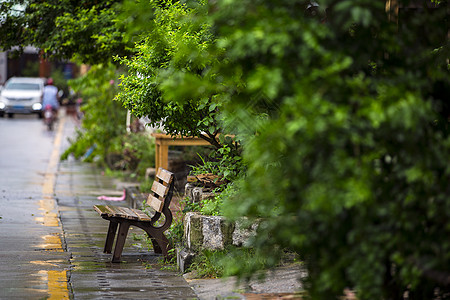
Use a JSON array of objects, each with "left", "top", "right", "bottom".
[{"left": 43, "top": 104, "right": 56, "bottom": 131}]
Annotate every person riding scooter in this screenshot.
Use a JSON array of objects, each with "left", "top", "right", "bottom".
[{"left": 42, "top": 78, "right": 60, "bottom": 113}]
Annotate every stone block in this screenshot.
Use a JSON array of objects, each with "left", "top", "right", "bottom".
[
  {"left": 184, "top": 212, "right": 253, "bottom": 251},
  {"left": 232, "top": 219, "right": 258, "bottom": 247},
  {"left": 192, "top": 187, "right": 203, "bottom": 203},
  {"left": 125, "top": 186, "right": 145, "bottom": 209},
  {"left": 184, "top": 212, "right": 204, "bottom": 250},
  {"left": 177, "top": 247, "right": 196, "bottom": 273},
  {"left": 202, "top": 215, "right": 225, "bottom": 250},
  {"left": 185, "top": 183, "right": 195, "bottom": 201},
  {"left": 185, "top": 183, "right": 217, "bottom": 203}
]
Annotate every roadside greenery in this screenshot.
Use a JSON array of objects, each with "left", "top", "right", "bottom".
[
  {"left": 60, "top": 63, "right": 155, "bottom": 179},
  {"left": 118, "top": 0, "right": 449, "bottom": 298},
  {"left": 209, "top": 1, "right": 450, "bottom": 299},
  {"left": 60, "top": 64, "right": 125, "bottom": 164},
  {"left": 0, "top": 0, "right": 128, "bottom": 65},
  {"left": 114, "top": 0, "right": 235, "bottom": 151}
]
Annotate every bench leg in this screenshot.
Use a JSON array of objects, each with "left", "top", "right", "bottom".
[
  {"left": 112, "top": 222, "right": 130, "bottom": 263},
  {"left": 104, "top": 221, "right": 118, "bottom": 254},
  {"left": 144, "top": 228, "right": 172, "bottom": 260},
  {"left": 145, "top": 235, "right": 161, "bottom": 254}
]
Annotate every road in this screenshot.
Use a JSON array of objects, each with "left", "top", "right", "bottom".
[
  {"left": 0, "top": 114, "right": 70, "bottom": 299},
  {"left": 0, "top": 113, "right": 199, "bottom": 299}
]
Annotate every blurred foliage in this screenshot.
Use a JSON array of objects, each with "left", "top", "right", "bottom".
[
  {"left": 61, "top": 64, "right": 155, "bottom": 179},
  {"left": 109, "top": 132, "right": 156, "bottom": 178},
  {"left": 61, "top": 63, "right": 127, "bottom": 166},
  {"left": 50, "top": 68, "right": 69, "bottom": 95},
  {"left": 0, "top": 0, "right": 129, "bottom": 65},
  {"left": 21, "top": 60, "right": 40, "bottom": 77},
  {"left": 207, "top": 1, "right": 449, "bottom": 299}
]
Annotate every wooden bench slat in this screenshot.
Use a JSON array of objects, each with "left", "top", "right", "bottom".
[
  {"left": 104, "top": 205, "right": 117, "bottom": 216},
  {"left": 151, "top": 180, "right": 169, "bottom": 197},
  {"left": 147, "top": 194, "right": 164, "bottom": 213},
  {"left": 105, "top": 205, "right": 127, "bottom": 218},
  {"left": 156, "top": 168, "right": 173, "bottom": 185},
  {"left": 95, "top": 204, "right": 153, "bottom": 222},
  {"left": 94, "top": 205, "right": 117, "bottom": 218},
  {"left": 93, "top": 205, "right": 110, "bottom": 216},
  {"left": 132, "top": 209, "right": 153, "bottom": 222},
  {"left": 117, "top": 207, "right": 140, "bottom": 220}
]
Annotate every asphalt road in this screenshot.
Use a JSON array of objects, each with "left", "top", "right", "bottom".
[{"left": 0, "top": 113, "right": 70, "bottom": 299}]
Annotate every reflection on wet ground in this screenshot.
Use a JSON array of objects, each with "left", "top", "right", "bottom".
[
  {"left": 0, "top": 113, "right": 70, "bottom": 299},
  {"left": 57, "top": 159, "right": 198, "bottom": 299},
  {"left": 35, "top": 115, "right": 70, "bottom": 298},
  {"left": 0, "top": 112, "right": 197, "bottom": 299},
  {"left": 35, "top": 270, "right": 69, "bottom": 299},
  {"left": 35, "top": 198, "right": 60, "bottom": 227}
]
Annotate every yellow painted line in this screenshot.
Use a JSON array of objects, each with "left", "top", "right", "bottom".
[
  {"left": 38, "top": 115, "right": 70, "bottom": 299},
  {"left": 42, "top": 116, "right": 66, "bottom": 196},
  {"left": 47, "top": 270, "right": 70, "bottom": 299},
  {"left": 36, "top": 270, "right": 70, "bottom": 299},
  {"left": 37, "top": 234, "right": 64, "bottom": 252}
]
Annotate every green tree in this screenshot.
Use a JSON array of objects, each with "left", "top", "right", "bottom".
[
  {"left": 115, "top": 0, "right": 244, "bottom": 181},
  {"left": 0, "top": 1, "right": 143, "bottom": 172},
  {"left": 4, "top": 1, "right": 448, "bottom": 297},
  {"left": 115, "top": 0, "right": 229, "bottom": 149},
  {"left": 61, "top": 63, "right": 126, "bottom": 166},
  {"left": 0, "top": 0, "right": 129, "bottom": 64},
  {"left": 200, "top": 0, "right": 449, "bottom": 299}
]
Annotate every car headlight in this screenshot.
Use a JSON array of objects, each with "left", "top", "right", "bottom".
[
  {"left": 32, "top": 103, "right": 43, "bottom": 110},
  {"left": 0, "top": 102, "right": 5, "bottom": 110}
]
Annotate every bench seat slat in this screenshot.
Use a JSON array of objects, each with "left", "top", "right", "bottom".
[
  {"left": 94, "top": 205, "right": 153, "bottom": 222},
  {"left": 93, "top": 205, "right": 110, "bottom": 217},
  {"left": 105, "top": 205, "right": 124, "bottom": 217},
  {"left": 104, "top": 205, "right": 117, "bottom": 216},
  {"left": 132, "top": 209, "right": 153, "bottom": 222},
  {"left": 117, "top": 207, "right": 140, "bottom": 220}
]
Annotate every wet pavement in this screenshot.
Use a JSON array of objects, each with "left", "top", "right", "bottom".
[
  {"left": 55, "top": 113, "right": 198, "bottom": 299},
  {"left": 0, "top": 111, "right": 304, "bottom": 299},
  {"left": 0, "top": 113, "right": 70, "bottom": 299},
  {"left": 0, "top": 112, "right": 197, "bottom": 299},
  {"left": 56, "top": 159, "right": 197, "bottom": 299}
]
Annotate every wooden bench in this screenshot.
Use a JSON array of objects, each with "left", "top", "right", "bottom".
[{"left": 93, "top": 168, "right": 174, "bottom": 263}]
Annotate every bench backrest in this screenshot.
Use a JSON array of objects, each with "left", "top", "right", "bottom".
[{"left": 147, "top": 168, "right": 174, "bottom": 213}]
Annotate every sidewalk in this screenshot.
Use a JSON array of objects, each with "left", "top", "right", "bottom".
[
  {"left": 55, "top": 114, "right": 197, "bottom": 299},
  {"left": 185, "top": 265, "right": 304, "bottom": 300},
  {"left": 56, "top": 112, "right": 304, "bottom": 299}
]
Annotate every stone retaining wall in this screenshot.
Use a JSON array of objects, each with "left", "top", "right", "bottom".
[
  {"left": 183, "top": 212, "right": 258, "bottom": 251},
  {"left": 178, "top": 183, "right": 259, "bottom": 272}
]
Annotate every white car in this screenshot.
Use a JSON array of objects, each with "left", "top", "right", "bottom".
[{"left": 0, "top": 77, "right": 46, "bottom": 118}]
